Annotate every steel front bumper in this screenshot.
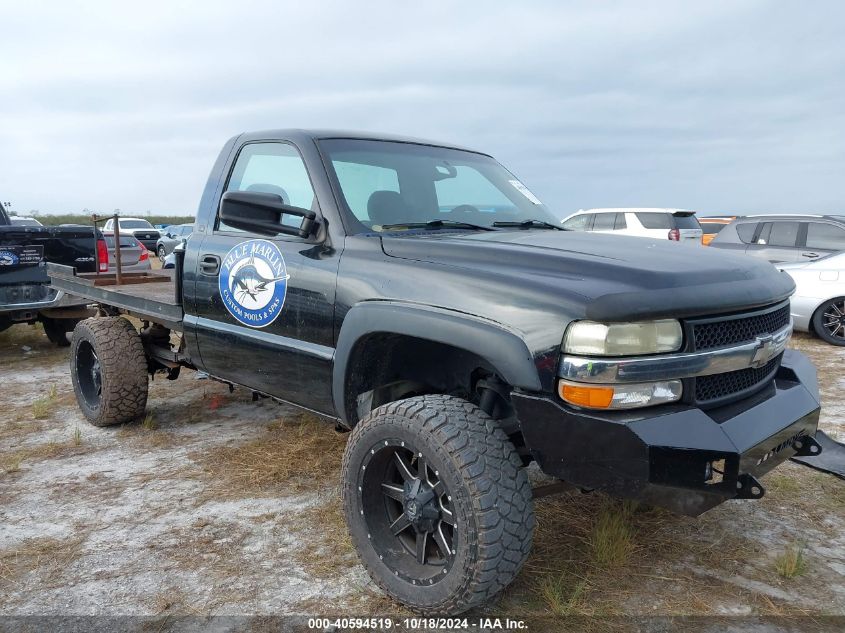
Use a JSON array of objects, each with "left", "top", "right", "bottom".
[{"left": 513, "top": 349, "right": 821, "bottom": 516}]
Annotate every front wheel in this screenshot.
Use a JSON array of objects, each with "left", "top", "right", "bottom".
[
  {"left": 157, "top": 245, "right": 167, "bottom": 262},
  {"left": 341, "top": 395, "right": 534, "bottom": 615},
  {"left": 812, "top": 297, "right": 845, "bottom": 346}
]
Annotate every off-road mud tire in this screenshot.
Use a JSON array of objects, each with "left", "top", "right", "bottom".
[
  {"left": 341, "top": 394, "right": 534, "bottom": 614},
  {"left": 70, "top": 317, "right": 148, "bottom": 426}
]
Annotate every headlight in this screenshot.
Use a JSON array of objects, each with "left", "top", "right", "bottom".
[
  {"left": 563, "top": 319, "right": 683, "bottom": 356},
  {"left": 558, "top": 379, "right": 682, "bottom": 410}
]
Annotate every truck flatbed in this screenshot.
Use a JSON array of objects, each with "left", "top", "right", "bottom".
[{"left": 47, "top": 263, "right": 183, "bottom": 330}]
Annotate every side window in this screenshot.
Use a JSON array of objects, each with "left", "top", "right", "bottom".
[
  {"left": 592, "top": 213, "right": 615, "bottom": 230},
  {"left": 636, "top": 212, "right": 672, "bottom": 229},
  {"left": 562, "top": 214, "right": 589, "bottom": 231},
  {"left": 332, "top": 161, "right": 399, "bottom": 223},
  {"left": 219, "top": 143, "right": 316, "bottom": 233},
  {"left": 806, "top": 223, "right": 845, "bottom": 250},
  {"left": 614, "top": 213, "right": 627, "bottom": 230},
  {"left": 736, "top": 222, "right": 758, "bottom": 244},
  {"left": 767, "top": 222, "right": 800, "bottom": 247}
]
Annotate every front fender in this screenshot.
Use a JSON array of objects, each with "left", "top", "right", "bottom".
[{"left": 333, "top": 300, "right": 542, "bottom": 425}]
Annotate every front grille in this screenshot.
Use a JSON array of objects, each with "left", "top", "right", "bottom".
[
  {"left": 692, "top": 304, "right": 790, "bottom": 350},
  {"left": 695, "top": 353, "right": 782, "bottom": 404}
]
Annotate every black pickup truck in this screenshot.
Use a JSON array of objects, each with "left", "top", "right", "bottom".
[
  {"left": 0, "top": 207, "right": 97, "bottom": 343},
  {"left": 49, "top": 130, "right": 822, "bottom": 615}
]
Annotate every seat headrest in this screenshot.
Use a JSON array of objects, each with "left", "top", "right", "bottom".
[{"left": 367, "top": 190, "right": 411, "bottom": 226}]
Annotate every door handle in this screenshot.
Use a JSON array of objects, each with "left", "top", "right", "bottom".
[
  {"left": 802, "top": 252, "right": 819, "bottom": 258},
  {"left": 199, "top": 254, "right": 221, "bottom": 275}
]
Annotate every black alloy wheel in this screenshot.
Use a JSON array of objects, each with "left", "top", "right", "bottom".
[
  {"left": 813, "top": 297, "right": 845, "bottom": 346},
  {"left": 75, "top": 340, "right": 102, "bottom": 409},
  {"left": 363, "top": 441, "right": 456, "bottom": 584}
]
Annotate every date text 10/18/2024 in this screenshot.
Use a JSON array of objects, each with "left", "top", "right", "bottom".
[{"left": 307, "top": 617, "right": 528, "bottom": 630}]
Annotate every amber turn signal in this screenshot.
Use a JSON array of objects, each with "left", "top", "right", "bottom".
[{"left": 558, "top": 382, "right": 614, "bottom": 409}]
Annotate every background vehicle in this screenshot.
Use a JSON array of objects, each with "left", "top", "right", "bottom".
[
  {"left": 155, "top": 223, "right": 194, "bottom": 260},
  {"left": 710, "top": 214, "right": 845, "bottom": 262},
  {"left": 103, "top": 233, "right": 152, "bottom": 273},
  {"left": 699, "top": 216, "right": 739, "bottom": 246},
  {"left": 10, "top": 216, "right": 43, "bottom": 227},
  {"left": 101, "top": 217, "right": 161, "bottom": 250},
  {"left": 1, "top": 205, "right": 96, "bottom": 344},
  {"left": 779, "top": 252, "right": 845, "bottom": 346},
  {"left": 561, "top": 208, "right": 703, "bottom": 243},
  {"left": 49, "top": 130, "right": 820, "bottom": 615}
]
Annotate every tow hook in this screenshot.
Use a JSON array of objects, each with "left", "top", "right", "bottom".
[
  {"left": 793, "top": 434, "right": 823, "bottom": 457},
  {"left": 736, "top": 474, "right": 765, "bottom": 500}
]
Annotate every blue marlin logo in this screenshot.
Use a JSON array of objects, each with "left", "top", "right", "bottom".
[{"left": 231, "top": 251, "right": 290, "bottom": 304}]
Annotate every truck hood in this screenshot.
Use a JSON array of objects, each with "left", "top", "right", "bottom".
[{"left": 380, "top": 230, "right": 795, "bottom": 321}]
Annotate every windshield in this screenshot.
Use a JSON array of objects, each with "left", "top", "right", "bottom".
[
  {"left": 319, "top": 139, "right": 558, "bottom": 232},
  {"left": 11, "top": 218, "right": 41, "bottom": 226},
  {"left": 120, "top": 220, "right": 153, "bottom": 229}
]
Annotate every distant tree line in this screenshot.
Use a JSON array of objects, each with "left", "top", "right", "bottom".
[{"left": 26, "top": 213, "right": 195, "bottom": 226}]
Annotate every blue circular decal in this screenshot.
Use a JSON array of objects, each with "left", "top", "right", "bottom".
[
  {"left": 218, "top": 239, "right": 289, "bottom": 328},
  {"left": 0, "top": 250, "right": 20, "bottom": 266}
]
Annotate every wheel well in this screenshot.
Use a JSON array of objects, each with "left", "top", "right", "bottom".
[{"left": 343, "top": 333, "right": 514, "bottom": 427}]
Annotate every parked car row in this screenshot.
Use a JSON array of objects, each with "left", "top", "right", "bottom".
[
  {"left": 561, "top": 208, "right": 703, "bottom": 243},
  {"left": 559, "top": 208, "right": 845, "bottom": 347}
]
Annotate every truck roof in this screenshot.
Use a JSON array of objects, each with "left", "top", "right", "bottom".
[{"left": 237, "top": 129, "right": 489, "bottom": 156}]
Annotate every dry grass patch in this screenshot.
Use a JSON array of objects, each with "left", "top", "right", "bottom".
[
  {"left": 1, "top": 443, "right": 62, "bottom": 475},
  {"left": 31, "top": 385, "right": 58, "bottom": 419},
  {"left": 589, "top": 501, "right": 635, "bottom": 568},
  {"left": 197, "top": 413, "right": 347, "bottom": 496},
  {"left": 498, "top": 490, "right": 774, "bottom": 618},
  {"left": 155, "top": 520, "right": 252, "bottom": 578},
  {"left": 288, "top": 487, "right": 356, "bottom": 578},
  {"left": 142, "top": 412, "right": 158, "bottom": 431},
  {"left": 537, "top": 571, "right": 589, "bottom": 616},
  {"left": 0, "top": 535, "right": 86, "bottom": 588},
  {"left": 775, "top": 542, "right": 807, "bottom": 579}
]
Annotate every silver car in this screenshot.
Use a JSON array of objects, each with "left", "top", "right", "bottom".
[
  {"left": 103, "top": 233, "right": 152, "bottom": 273},
  {"left": 779, "top": 252, "right": 845, "bottom": 346},
  {"left": 155, "top": 223, "right": 193, "bottom": 261}
]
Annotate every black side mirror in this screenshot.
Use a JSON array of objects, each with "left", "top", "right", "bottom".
[{"left": 219, "top": 191, "right": 317, "bottom": 238}]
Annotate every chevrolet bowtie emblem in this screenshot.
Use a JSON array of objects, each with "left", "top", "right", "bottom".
[{"left": 750, "top": 334, "right": 778, "bottom": 369}]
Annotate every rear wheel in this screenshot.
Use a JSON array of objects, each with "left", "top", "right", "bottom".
[
  {"left": 70, "top": 317, "right": 148, "bottom": 426},
  {"left": 341, "top": 395, "right": 534, "bottom": 614},
  {"left": 812, "top": 297, "right": 845, "bottom": 346},
  {"left": 41, "top": 316, "right": 79, "bottom": 347},
  {"left": 157, "top": 245, "right": 167, "bottom": 262}
]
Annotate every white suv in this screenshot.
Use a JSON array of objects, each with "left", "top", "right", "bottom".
[
  {"left": 101, "top": 217, "right": 161, "bottom": 250},
  {"left": 561, "top": 208, "right": 703, "bottom": 244}
]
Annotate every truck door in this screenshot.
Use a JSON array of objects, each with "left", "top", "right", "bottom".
[{"left": 191, "top": 141, "right": 339, "bottom": 414}]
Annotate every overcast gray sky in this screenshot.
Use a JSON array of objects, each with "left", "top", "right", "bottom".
[{"left": 1, "top": 1, "right": 843, "bottom": 218}]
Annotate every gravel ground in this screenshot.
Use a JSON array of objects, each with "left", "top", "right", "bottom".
[{"left": 0, "top": 323, "right": 844, "bottom": 630}]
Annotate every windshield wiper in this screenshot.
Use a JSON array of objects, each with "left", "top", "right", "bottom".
[
  {"left": 492, "top": 219, "right": 566, "bottom": 230},
  {"left": 380, "top": 219, "right": 495, "bottom": 232}
]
